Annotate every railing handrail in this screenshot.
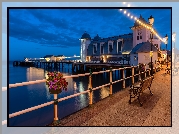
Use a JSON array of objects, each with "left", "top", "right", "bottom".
[
  {"left": 2, "top": 65, "right": 154, "bottom": 125},
  {"left": 2, "top": 65, "right": 139, "bottom": 91}
]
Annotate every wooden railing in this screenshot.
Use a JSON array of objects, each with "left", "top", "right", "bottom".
[{"left": 2, "top": 64, "right": 156, "bottom": 125}]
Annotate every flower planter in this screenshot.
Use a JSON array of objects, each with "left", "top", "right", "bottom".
[
  {"left": 46, "top": 71, "right": 68, "bottom": 94},
  {"left": 49, "top": 89, "right": 62, "bottom": 94}
]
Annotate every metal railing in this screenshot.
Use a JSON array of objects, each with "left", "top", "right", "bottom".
[{"left": 2, "top": 64, "right": 156, "bottom": 125}]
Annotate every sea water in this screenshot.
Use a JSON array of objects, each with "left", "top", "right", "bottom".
[{"left": 7, "top": 61, "right": 130, "bottom": 126}]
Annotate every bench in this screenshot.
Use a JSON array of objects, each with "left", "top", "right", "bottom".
[
  {"left": 129, "top": 76, "right": 154, "bottom": 106},
  {"left": 165, "top": 66, "right": 171, "bottom": 74}
]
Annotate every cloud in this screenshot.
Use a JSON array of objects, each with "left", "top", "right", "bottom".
[
  {"left": 9, "top": 8, "right": 171, "bottom": 49},
  {"left": 9, "top": 10, "right": 80, "bottom": 47}
]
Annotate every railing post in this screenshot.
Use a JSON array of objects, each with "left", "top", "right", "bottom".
[
  {"left": 148, "top": 68, "right": 150, "bottom": 76},
  {"left": 89, "top": 69, "right": 93, "bottom": 106},
  {"left": 132, "top": 66, "right": 134, "bottom": 84},
  {"left": 109, "top": 67, "right": 113, "bottom": 96},
  {"left": 144, "top": 64, "right": 146, "bottom": 78},
  {"left": 52, "top": 94, "right": 60, "bottom": 125},
  {"left": 123, "top": 68, "right": 125, "bottom": 88},
  {"left": 138, "top": 65, "right": 141, "bottom": 81}
]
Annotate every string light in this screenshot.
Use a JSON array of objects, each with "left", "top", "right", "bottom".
[{"left": 119, "top": 9, "right": 166, "bottom": 43}]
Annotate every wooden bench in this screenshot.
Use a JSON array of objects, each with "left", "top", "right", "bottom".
[
  {"left": 129, "top": 76, "right": 154, "bottom": 106},
  {"left": 165, "top": 66, "right": 171, "bottom": 74}
]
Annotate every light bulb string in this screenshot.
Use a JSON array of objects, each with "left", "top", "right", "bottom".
[{"left": 119, "top": 8, "right": 166, "bottom": 43}]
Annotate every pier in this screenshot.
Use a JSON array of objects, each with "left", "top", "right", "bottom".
[{"left": 13, "top": 60, "right": 131, "bottom": 73}]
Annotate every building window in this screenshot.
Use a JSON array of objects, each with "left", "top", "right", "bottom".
[
  {"left": 137, "top": 36, "right": 139, "bottom": 40},
  {"left": 109, "top": 44, "right": 112, "bottom": 52},
  {"left": 118, "top": 41, "right": 122, "bottom": 52},
  {"left": 101, "top": 45, "right": 103, "bottom": 54},
  {"left": 137, "top": 29, "right": 142, "bottom": 40},
  {"left": 134, "top": 56, "right": 137, "bottom": 60},
  {"left": 93, "top": 44, "right": 97, "bottom": 54},
  {"left": 155, "top": 44, "right": 158, "bottom": 48},
  {"left": 108, "top": 42, "right": 113, "bottom": 53}
]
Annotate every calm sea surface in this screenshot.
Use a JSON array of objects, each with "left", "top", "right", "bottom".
[{"left": 8, "top": 61, "right": 133, "bottom": 126}]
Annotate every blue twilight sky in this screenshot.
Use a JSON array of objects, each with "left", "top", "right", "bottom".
[{"left": 9, "top": 8, "right": 171, "bottom": 61}]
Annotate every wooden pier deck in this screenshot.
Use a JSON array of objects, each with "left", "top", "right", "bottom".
[
  {"left": 48, "top": 65, "right": 171, "bottom": 126},
  {"left": 13, "top": 61, "right": 130, "bottom": 73}
]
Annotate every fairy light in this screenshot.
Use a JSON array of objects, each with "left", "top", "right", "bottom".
[
  {"left": 118, "top": 4, "right": 165, "bottom": 43},
  {"left": 119, "top": 9, "right": 166, "bottom": 43}
]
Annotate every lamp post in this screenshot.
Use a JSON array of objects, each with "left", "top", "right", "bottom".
[
  {"left": 164, "top": 34, "right": 168, "bottom": 67},
  {"left": 148, "top": 15, "right": 154, "bottom": 76},
  {"left": 172, "top": 32, "right": 176, "bottom": 69},
  {"left": 150, "top": 33, "right": 153, "bottom": 76}
]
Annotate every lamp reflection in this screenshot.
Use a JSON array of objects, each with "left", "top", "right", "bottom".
[
  {"left": 100, "top": 86, "right": 110, "bottom": 99},
  {"left": 73, "top": 81, "right": 87, "bottom": 109},
  {"left": 74, "top": 82, "right": 77, "bottom": 90},
  {"left": 26, "top": 67, "right": 52, "bottom": 101}
]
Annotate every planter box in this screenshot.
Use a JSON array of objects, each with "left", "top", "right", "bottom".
[{"left": 49, "top": 89, "right": 62, "bottom": 94}]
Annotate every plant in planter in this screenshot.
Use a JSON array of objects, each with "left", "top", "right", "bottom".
[{"left": 46, "top": 71, "right": 68, "bottom": 94}]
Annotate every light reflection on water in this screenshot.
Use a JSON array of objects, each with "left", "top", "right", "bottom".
[{"left": 9, "top": 64, "right": 131, "bottom": 126}]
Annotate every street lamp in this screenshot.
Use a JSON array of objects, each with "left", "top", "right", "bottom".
[
  {"left": 148, "top": 15, "right": 154, "bottom": 76},
  {"left": 150, "top": 33, "right": 153, "bottom": 76},
  {"left": 164, "top": 34, "right": 168, "bottom": 67},
  {"left": 148, "top": 15, "right": 154, "bottom": 25}
]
